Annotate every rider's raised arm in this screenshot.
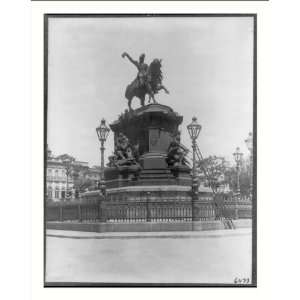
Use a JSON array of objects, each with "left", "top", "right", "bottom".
[{"left": 122, "top": 52, "right": 139, "bottom": 69}]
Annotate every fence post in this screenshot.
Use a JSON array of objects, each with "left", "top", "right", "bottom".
[
  {"left": 99, "top": 196, "right": 107, "bottom": 222},
  {"left": 78, "top": 204, "right": 82, "bottom": 222},
  {"left": 146, "top": 192, "right": 151, "bottom": 222},
  {"left": 234, "top": 195, "right": 239, "bottom": 220},
  {"left": 59, "top": 204, "right": 63, "bottom": 222}
]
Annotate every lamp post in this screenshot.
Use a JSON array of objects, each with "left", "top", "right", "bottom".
[
  {"left": 187, "top": 117, "right": 202, "bottom": 221},
  {"left": 233, "top": 147, "right": 243, "bottom": 196},
  {"left": 96, "top": 118, "right": 110, "bottom": 195},
  {"left": 65, "top": 162, "right": 72, "bottom": 201},
  {"left": 245, "top": 132, "right": 253, "bottom": 198},
  {"left": 233, "top": 147, "right": 243, "bottom": 220},
  {"left": 60, "top": 156, "right": 75, "bottom": 201}
]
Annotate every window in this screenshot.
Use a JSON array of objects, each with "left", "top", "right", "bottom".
[
  {"left": 55, "top": 188, "right": 60, "bottom": 198},
  {"left": 47, "top": 187, "right": 52, "bottom": 198}
]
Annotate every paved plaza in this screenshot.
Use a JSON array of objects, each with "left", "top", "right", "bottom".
[{"left": 45, "top": 228, "right": 252, "bottom": 284}]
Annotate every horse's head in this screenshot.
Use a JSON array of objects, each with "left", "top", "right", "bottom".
[
  {"left": 149, "top": 59, "right": 163, "bottom": 86},
  {"left": 151, "top": 59, "right": 162, "bottom": 69}
]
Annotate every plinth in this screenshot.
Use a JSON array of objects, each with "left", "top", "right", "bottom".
[
  {"left": 82, "top": 103, "right": 214, "bottom": 223},
  {"left": 106, "top": 104, "right": 191, "bottom": 186},
  {"left": 102, "top": 103, "right": 193, "bottom": 205}
]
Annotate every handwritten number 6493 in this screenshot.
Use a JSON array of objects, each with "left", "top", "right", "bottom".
[{"left": 234, "top": 278, "right": 250, "bottom": 284}]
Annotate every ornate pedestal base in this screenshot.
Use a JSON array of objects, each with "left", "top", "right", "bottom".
[{"left": 85, "top": 104, "right": 213, "bottom": 223}]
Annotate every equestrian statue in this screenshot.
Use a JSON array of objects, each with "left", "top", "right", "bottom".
[{"left": 122, "top": 52, "right": 169, "bottom": 110}]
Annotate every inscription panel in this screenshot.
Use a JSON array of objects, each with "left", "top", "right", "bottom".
[{"left": 149, "top": 128, "right": 172, "bottom": 153}]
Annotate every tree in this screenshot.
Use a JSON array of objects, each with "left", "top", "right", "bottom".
[
  {"left": 197, "top": 155, "right": 229, "bottom": 193},
  {"left": 73, "top": 176, "right": 94, "bottom": 193},
  {"left": 72, "top": 166, "right": 96, "bottom": 193},
  {"left": 224, "top": 158, "right": 251, "bottom": 196},
  {"left": 197, "top": 155, "right": 251, "bottom": 196},
  {"left": 56, "top": 154, "right": 76, "bottom": 162}
]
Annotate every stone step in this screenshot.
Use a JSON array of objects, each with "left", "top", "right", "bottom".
[
  {"left": 139, "top": 175, "right": 174, "bottom": 180},
  {"left": 140, "top": 169, "right": 172, "bottom": 174}
]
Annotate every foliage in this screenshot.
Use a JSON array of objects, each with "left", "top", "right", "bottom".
[
  {"left": 224, "top": 164, "right": 251, "bottom": 196},
  {"left": 56, "top": 154, "right": 75, "bottom": 162},
  {"left": 71, "top": 167, "right": 97, "bottom": 192},
  {"left": 198, "top": 155, "right": 251, "bottom": 196},
  {"left": 197, "top": 155, "right": 228, "bottom": 192},
  {"left": 73, "top": 177, "right": 95, "bottom": 192}
]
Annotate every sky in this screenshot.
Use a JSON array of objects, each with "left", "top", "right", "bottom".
[{"left": 48, "top": 16, "right": 254, "bottom": 167}]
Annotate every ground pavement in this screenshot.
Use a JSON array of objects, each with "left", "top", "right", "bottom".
[{"left": 45, "top": 228, "right": 252, "bottom": 284}]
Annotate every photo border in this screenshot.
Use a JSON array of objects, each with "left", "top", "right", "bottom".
[{"left": 44, "top": 13, "right": 257, "bottom": 288}]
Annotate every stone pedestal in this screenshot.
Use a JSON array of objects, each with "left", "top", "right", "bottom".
[
  {"left": 81, "top": 103, "right": 214, "bottom": 220},
  {"left": 140, "top": 152, "right": 168, "bottom": 170},
  {"left": 105, "top": 103, "right": 191, "bottom": 188},
  {"left": 110, "top": 104, "right": 182, "bottom": 153}
]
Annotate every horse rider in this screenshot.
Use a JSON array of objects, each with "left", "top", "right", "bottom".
[{"left": 122, "top": 52, "right": 155, "bottom": 99}]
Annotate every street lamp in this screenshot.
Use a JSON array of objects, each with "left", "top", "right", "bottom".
[
  {"left": 187, "top": 117, "right": 202, "bottom": 189},
  {"left": 245, "top": 132, "right": 253, "bottom": 197},
  {"left": 96, "top": 118, "right": 110, "bottom": 195},
  {"left": 187, "top": 117, "right": 202, "bottom": 220},
  {"left": 63, "top": 157, "right": 74, "bottom": 201},
  {"left": 233, "top": 147, "right": 243, "bottom": 196}
]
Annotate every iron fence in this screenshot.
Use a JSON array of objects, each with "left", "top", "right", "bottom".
[{"left": 46, "top": 196, "right": 252, "bottom": 223}]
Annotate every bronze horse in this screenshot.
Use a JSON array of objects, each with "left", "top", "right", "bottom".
[{"left": 123, "top": 54, "right": 169, "bottom": 110}]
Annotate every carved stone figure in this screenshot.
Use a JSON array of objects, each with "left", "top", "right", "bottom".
[
  {"left": 108, "top": 133, "right": 140, "bottom": 167},
  {"left": 122, "top": 52, "right": 169, "bottom": 110},
  {"left": 166, "top": 132, "right": 189, "bottom": 167},
  {"left": 115, "top": 133, "right": 129, "bottom": 160},
  {"left": 107, "top": 154, "right": 118, "bottom": 168}
]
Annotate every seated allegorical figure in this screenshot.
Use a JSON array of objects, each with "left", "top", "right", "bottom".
[
  {"left": 166, "top": 132, "right": 189, "bottom": 167},
  {"left": 115, "top": 133, "right": 129, "bottom": 160},
  {"left": 108, "top": 133, "right": 140, "bottom": 167}
]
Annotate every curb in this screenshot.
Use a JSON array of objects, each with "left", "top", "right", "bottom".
[{"left": 46, "top": 230, "right": 251, "bottom": 240}]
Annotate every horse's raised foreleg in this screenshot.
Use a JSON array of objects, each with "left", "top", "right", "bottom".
[{"left": 160, "top": 85, "right": 170, "bottom": 94}]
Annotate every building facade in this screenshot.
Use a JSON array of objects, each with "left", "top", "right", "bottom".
[{"left": 46, "top": 147, "right": 101, "bottom": 202}]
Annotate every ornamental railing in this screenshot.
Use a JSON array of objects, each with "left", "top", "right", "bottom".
[{"left": 46, "top": 195, "right": 252, "bottom": 223}]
